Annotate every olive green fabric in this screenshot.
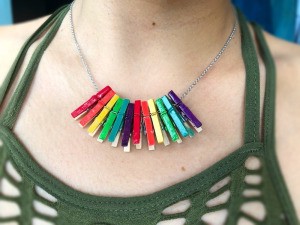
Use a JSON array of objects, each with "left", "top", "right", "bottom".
[{"left": 0, "top": 4, "right": 299, "bottom": 225}]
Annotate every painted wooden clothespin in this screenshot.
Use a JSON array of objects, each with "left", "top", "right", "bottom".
[
  {"left": 141, "top": 101, "right": 155, "bottom": 150},
  {"left": 108, "top": 99, "right": 130, "bottom": 143},
  {"left": 97, "top": 98, "right": 124, "bottom": 142},
  {"left": 71, "top": 86, "right": 112, "bottom": 120},
  {"left": 132, "top": 100, "right": 142, "bottom": 146},
  {"left": 87, "top": 94, "right": 119, "bottom": 136},
  {"left": 147, "top": 99, "right": 164, "bottom": 144},
  {"left": 155, "top": 98, "right": 180, "bottom": 142},
  {"left": 121, "top": 103, "right": 134, "bottom": 152},
  {"left": 79, "top": 90, "right": 115, "bottom": 128},
  {"left": 161, "top": 95, "right": 189, "bottom": 138},
  {"left": 168, "top": 90, "right": 203, "bottom": 133}
]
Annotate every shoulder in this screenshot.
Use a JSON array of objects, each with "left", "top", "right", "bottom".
[
  {"left": 264, "top": 31, "right": 300, "bottom": 86},
  {"left": 263, "top": 31, "right": 300, "bottom": 214},
  {"left": 0, "top": 16, "right": 49, "bottom": 86},
  {"left": 263, "top": 31, "right": 300, "bottom": 113},
  {"left": 262, "top": 31, "right": 300, "bottom": 149}
]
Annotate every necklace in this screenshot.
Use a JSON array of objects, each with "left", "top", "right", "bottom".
[{"left": 69, "top": 1, "right": 238, "bottom": 152}]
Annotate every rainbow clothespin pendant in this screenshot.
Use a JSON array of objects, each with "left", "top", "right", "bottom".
[
  {"left": 71, "top": 86, "right": 112, "bottom": 120},
  {"left": 87, "top": 94, "right": 119, "bottom": 136},
  {"left": 141, "top": 101, "right": 155, "bottom": 150},
  {"left": 71, "top": 85, "right": 204, "bottom": 152},
  {"left": 168, "top": 90, "right": 202, "bottom": 133}
]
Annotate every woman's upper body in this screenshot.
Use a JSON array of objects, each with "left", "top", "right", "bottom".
[{"left": 0, "top": 0, "right": 300, "bottom": 224}]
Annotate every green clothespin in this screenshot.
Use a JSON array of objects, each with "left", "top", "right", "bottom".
[
  {"left": 98, "top": 98, "right": 124, "bottom": 142},
  {"left": 108, "top": 99, "right": 130, "bottom": 143},
  {"left": 155, "top": 98, "right": 180, "bottom": 142},
  {"left": 161, "top": 95, "right": 189, "bottom": 138}
]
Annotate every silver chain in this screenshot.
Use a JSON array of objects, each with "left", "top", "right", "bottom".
[
  {"left": 69, "top": 1, "right": 238, "bottom": 99},
  {"left": 69, "top": 1, "right": 99, "bottom": 91}
]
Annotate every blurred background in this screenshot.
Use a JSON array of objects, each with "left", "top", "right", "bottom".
[{"left": 0, "top": 0, "right": 299, "bottom": 43}]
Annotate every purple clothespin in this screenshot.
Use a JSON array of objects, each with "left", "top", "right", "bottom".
[
  {"left": 121, "top": 103, "right": 134, "bottom": 150},
  {"left": 168, "top": 90, "right": 203, "bottom": 132}
]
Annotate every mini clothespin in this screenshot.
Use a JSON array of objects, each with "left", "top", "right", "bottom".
[
  {"left": 132, "top": 100, "right": 142, "bottom": 146},
  {"left": 168, "top": 90, "right": 202, "bottom": 133},
  {"left": 71, "top": 86, "right": 112, "bottom": 120},
  {"left": 88, "top": 94, "right": 119, "bottom": 136},
  {"left": 121, "top": 103, "right": 134, "bottom": 152},
  {"left": 148, "top": 99, "right": 164, "bottom": 144},
  {"left": 155, "top": 98, "right": 180, "bottom": 143},
  {"left": 97, "top": 98, "right": 124, "bottom": 142},
  {"left": 161, "top": 95, "right": 189, "bottom": 138},
  {"left": 141, "top": 101, "right": 155, "bottom": 150},
  {"left": 79, "top": 90, "right": 115, "bottom": 128},
  {"left": 108, "top": 99, "right": 130, "bottom": 144}
]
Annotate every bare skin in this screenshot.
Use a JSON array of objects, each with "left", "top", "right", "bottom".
[{"left": 0, "top": 0, "right": 300, "bottom": 223}]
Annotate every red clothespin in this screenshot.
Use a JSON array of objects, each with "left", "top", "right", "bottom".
[
  {"left": 133, "top": 100, "right": 142, "bottom": 146},
  {"left": 141, "top": 101, "right": 155, "bottom": 150},
  {"left": 79, "top": 90, "right": 115, "bottom": 127},
  {"left": 71, "top": 86, "right": 112, "bottom": 120}
]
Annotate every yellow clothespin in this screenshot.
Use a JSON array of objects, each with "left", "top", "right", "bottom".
[
  {"left": 147, "top": 99, "right": 164, "bottom": 144},
  {"left": 88, "top": 94, "right": 119, "bottom": 136}
]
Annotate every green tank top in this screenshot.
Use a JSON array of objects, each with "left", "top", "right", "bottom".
[{"left": 0, "top": 4, "right": 299, "bottom": 225}]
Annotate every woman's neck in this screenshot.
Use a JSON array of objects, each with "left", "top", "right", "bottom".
[
  {"left": 76, "top": 0, "right": 234, "bottom": 28},
  {"left": 73, "top": 0, "right": 235, "bottom": 49},
  {"left": 69, "top": 0, "right": 238, "bottom": 95}
]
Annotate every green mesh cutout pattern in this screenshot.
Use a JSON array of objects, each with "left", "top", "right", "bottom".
[
  {"left": 0, "top": 140, "right": 291, "bottom": 225},
  {"left": 0, "top": 149, "right": 59, "bottom": 225},
  {"left": 0, "top": 4, "right": 299, "bottom": 225}
]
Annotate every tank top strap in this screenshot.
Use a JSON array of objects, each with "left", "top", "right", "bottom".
[
  {"left": 0, "top": 5, "right": 68, "bottom": 107},
  {"left": 251, "top": 23, "right": 276, "bottom": 148},
  {"left": 251, "top": 23, "right": 300, "bottom": 224},
  {"left": 0, "top": 5, "right": 70, "bottom": 130},
  {"left": 237, "top": 10, "right": 261, "bottom": 144}
]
